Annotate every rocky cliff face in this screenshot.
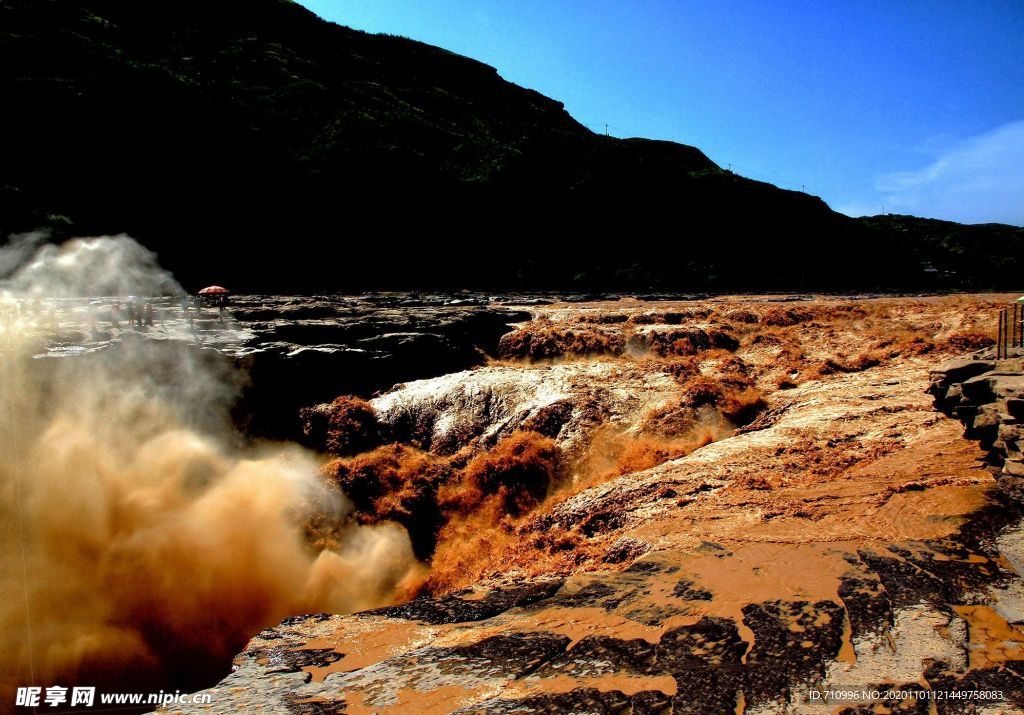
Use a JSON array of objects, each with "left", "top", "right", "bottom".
[
  {"left": 170, "top": 295, "right": 1024, "bottom": 714},
  {"left": 226, "top": 296, "right": 533, "bottom": 439}
]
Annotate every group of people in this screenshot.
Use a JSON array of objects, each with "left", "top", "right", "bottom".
[
  {"left": 4, "top": 290, "right": 232, "bottom": 343},
  {"left": 108, "top": 300, "right": 158, "bottom": 329},
  {"left": 90, "top": 294, "right": 219, "bottom": 335},
  {"left": 179, "top": 294, "right": 229, "bottom": 326},
  {"left": 107, "top": 293, "right": 230, "bottom": 330}
]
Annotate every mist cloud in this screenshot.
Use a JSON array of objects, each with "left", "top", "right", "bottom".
[{"left": 0, "top": 235, "right": 420, "bottom": 696}]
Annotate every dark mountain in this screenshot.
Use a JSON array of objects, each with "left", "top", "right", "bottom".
[{"left": 2, "top": 0, "right": 1021, "bottom": 292}]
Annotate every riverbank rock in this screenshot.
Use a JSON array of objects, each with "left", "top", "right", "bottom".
[
  {"left": 173, "top": 352, "right": 1024, "bottom": 714},
  {"left": 930, "top": 353, "right": 1024, "bottom": 477}
]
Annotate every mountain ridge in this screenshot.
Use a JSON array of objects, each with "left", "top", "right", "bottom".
[{"left": 1, "top": 0, "right": 1021, "bottom": 291}]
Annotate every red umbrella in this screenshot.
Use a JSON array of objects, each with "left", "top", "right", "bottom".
[{"left": 197, "top": 285, "right": 230, "bottom": 295}]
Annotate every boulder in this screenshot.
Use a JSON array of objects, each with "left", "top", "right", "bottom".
[
  {"left": 1003, "top": 460, "right": 1024, "bottom": 477},
  {"left": 931, "top": 355, "right": 1024, "bottom": 471},
  {"left": 966, "top": 403, "right": 1007, "bottom": 442},
  {"left": 927, "top": 357, "right": 995, "bottom": 412},
  {"left": 928, "top": 356, "right": 996, "bottom": 386},
  {"left": 961, "top": 373, "right": 1024, "bottom": 405}
]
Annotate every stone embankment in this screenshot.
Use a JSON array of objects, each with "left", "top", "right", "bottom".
[{"left": 930, "top": 352, "right": 1024, "bottom": 476}]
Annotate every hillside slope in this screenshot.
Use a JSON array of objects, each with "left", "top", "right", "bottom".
[{"left": 1, "top": 0, "right": 1021, "bottom": 291}]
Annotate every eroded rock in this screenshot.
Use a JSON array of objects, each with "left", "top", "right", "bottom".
[
  {"left": 163, "top": 296, "right": 1024, "bottom": 714},
  {"left": 930, "top": 353, "right": 1024, "bottom": 477}
]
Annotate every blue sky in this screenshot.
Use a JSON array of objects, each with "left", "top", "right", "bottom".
[{"left": 297, "top": 0, "right": 1024, "bottom": 226}]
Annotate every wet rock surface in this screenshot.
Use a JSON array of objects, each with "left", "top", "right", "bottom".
[
  {"left": 156, "top": 296, "right": 1024, "bottom": 714},
  {"left": 364, "top": 581, "right": 566, "bottom": 626},
  {"left": 173, "top": 517, "right": 1024, "bottom": 713}
]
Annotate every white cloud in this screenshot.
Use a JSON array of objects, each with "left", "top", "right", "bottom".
[{"left": 864, "top": 120, "right": 1024, "bottom": 226}]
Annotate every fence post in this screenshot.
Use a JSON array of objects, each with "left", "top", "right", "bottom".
[{"left": 998, "top": 308, "right": 1006, "bottom": 360}]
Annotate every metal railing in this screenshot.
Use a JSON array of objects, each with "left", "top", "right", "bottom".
[{"left": 997, "top": 303, "right": 1024, "bottom": 359}]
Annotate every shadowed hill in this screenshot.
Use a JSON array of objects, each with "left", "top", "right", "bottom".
[{"left": 1, "top": 0, "right": 1021, "bottom": 292}]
